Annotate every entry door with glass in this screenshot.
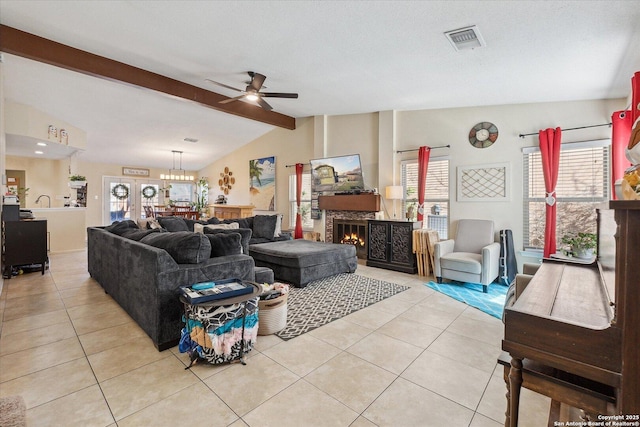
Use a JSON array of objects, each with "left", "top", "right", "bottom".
[{"left": 103, "top": 178, "right": 164, "bottom": 224}]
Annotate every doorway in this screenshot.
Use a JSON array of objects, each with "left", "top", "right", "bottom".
[{"left": 102, "top": 177, "right": 165, "bottom": 224}]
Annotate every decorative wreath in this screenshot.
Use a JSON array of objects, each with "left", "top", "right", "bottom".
[
  {"left": 112, "top": 184, "right": 129, "bottom": 200},
  {"left": 141, "top": 185, "right": 157, "bottom": 199}
]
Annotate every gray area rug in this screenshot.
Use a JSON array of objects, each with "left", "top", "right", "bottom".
[{"left": 275, "top": 273, "right": 409, "bottom": 340}]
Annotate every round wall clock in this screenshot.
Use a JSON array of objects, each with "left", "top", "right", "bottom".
[{"left": 469, "top": 122, "right": 499, "bottom": 148}]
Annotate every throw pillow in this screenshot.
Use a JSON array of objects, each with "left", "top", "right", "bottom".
[
  {"left": 204, "top": 228, "right": 252, "bottom": 254},
  {"left": 136, "top": 218, "right": 163, "bottom": 230},
  {"left": 253, "top": 215, "right": 278, "bottom": 239},
  {"left": 207, "top": 217, "right": 221, "bottom": 225},
  {"left": 274, "top": 213, "right": 283, "bottom": 237},
  {"left": 140, "top": 231, "right": 211, "bottom": 264},
  {"left": 194, "top": 222, "right": 240, "bottom": 233},
  {"left": 157, "top": 216, "right": 189, "bottom": 232},
  {"left": 183, "top": 218, "right": 207, "bottom": 232},
  {"left": 147, "top": 219, "right": 163, "bottom": 230},
  {"left": 104, "top": 220, "right": 139, "bottom": 236},
  {"left": 119, "top": 228, "right": 163, "bottom": 241},
  {"left": 206, "top": 233, "right": 242, "bottom": 257}
]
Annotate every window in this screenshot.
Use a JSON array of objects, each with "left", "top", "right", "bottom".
[
  {"left": 523, "top": 140, "right": 609, "bottom": 249},
  {"left": 289, "top": 173, "right": 313, "bottom": 229},
  {"left": 168, "top": 182, "right": 194, "bottom": 205},
  {"left": 401, "top": 158, "right": 450, "bottom": 238}
]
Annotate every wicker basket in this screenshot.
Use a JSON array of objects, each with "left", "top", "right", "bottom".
[{"left": 258, "top": 293, "right": 288, "bottom": 335}]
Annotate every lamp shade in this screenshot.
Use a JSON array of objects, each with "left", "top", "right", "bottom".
[{"left": 385, "top": 185, "right": 404, "bottom": 200}]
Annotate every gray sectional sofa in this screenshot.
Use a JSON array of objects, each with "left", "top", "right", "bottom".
[
  {"left": 87, "top": 220, "right": 256, "bottom": 351},
  {"left": 88, "top": 214, "right": 356, "bottom": 350}
]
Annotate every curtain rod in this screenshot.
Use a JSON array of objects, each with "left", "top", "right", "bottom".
[
  {"left": 286, "top": 144, "right": 451, "bottom": 165},
  {"left": 518, "top": 123, "right": 611, "bottom": 139},
  {"left": 396, "top": 144, "right": 450, "bottom": 154},
  {"left": 285, "top": 163, "right": 309, "bottom": 168}
]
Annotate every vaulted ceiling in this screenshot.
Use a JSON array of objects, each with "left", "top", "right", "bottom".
[{"left": 1, "top": 1, "right": 639, "bottom": 170}]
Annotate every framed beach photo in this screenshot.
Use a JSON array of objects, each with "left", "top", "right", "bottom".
[{"left": 249, "top": 156, "right": 276, "bottom": 210}]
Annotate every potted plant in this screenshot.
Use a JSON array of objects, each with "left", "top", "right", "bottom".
[
  {"left": 193, "top": 177, "right": 209, "bottom": 218},
  {"left": 561, "top": 232, "right": 597, "bottom": 259},
  {"left": 69, "top": 174, "right": 87, "bottom": 189}
]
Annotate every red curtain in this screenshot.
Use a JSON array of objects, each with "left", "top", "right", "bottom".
[
  {"left": 417, "top": 146, "right": 431, "bottom": 222},
  {"left": 632, "top": 72, "right": 640, "bottom": 123},
  {"left": 294, "top": 163, "right": 303, "bottom": 239},
  {"left": 539, "top": 128, "right": 562, "bottom": 258},
  {"left": 611, "top": 111, "right": 633, "bottom": 199}
]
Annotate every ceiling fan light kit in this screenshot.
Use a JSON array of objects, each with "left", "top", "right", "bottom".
[{"left": 206, "top": 71, "right": 298, "bottom": 111}]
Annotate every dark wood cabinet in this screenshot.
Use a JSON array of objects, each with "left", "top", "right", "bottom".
[
  {"left": 367, "top": 220, "right": 420, "bottom": 273},
  {"left": 2, "top": 219, "right": 48, "bottom": 278}
]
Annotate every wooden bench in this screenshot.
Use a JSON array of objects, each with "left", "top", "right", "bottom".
[{"left": 497, "top": 351, "right": 616, "bottom": 426}]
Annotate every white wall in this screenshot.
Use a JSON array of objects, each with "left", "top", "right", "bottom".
[
  {"left": 199, "top": 116, "right": 315, "bottom": 225},
  {"left": 3, "top": 96, "right": 626, "bottom": 268},
  {"left": 395, "top": 98, "right": 624, "bottom": 257},
  {"left": 198, "top": 97, "right": 625, "bottom": 269}
]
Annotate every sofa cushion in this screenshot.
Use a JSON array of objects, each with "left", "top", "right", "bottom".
[
  {"left": 157, "top": 216, "right": 189, "bottom": 232},
  {"left": 204, "top": 228, "right": 252, "bottom": 254},
  {"left": 440, "top": 252, "right": 483, "bottom": 275},
  {"left": 206, "top": 232, "right": 242, "bottom": 257},
  {"left": 207, "top": 217, "right": 221, "bottom": 225},
  {"left": 253, "top": 215, "right": 278, "bottom": 239},
  {"left": 104, "top": 220, "right": 139, "bottom": 235},
  {"left": 140, "top": 231, "right": 211, "bottom": 263},
  {"left": 119, "top": 228, "right": 164, "bottom": 241},
  {"left": 222, "top": 217, "right": 253, "bottom": 229}
]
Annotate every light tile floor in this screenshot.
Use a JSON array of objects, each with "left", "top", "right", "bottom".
[{"left": 0, "top": 250, "right": 551, "bottom": 426}]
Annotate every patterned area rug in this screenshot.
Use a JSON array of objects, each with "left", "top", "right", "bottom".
[
  {"left": 274, "top": 273, "right": 409, "bottom": 340},
  {"left": 425, "top": 281, "right": 508, "bottom": 319}
]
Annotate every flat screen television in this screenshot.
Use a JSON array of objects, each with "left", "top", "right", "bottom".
[{"left": 309, "top": 154, "right": 365, "bottom": 194}]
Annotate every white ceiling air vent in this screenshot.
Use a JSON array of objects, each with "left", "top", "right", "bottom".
[{"left": 444, "top": 25, "right": 485, "bottom": 51}]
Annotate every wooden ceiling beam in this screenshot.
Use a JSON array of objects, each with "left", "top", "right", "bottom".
[{"left": 0, "top": 25, "right": 296, "bottom": 130}]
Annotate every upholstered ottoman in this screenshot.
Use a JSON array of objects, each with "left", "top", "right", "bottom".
[
  {"left": 254, "top": 266, "right": 274, "bottom": 284},
  {"left": 249, "top": 240, "right": 358, "bottom": 287}
]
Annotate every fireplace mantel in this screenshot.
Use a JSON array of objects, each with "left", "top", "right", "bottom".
[{"left": 318, "top": 193, "right": 380, "bottom": 212}]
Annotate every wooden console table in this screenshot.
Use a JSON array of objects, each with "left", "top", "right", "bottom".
[
  {"left": 367, "top": 220, "right": 420, "bottom": 273},
  {"left": 211, "top": 204, "right": 254, "bottom": 219}
]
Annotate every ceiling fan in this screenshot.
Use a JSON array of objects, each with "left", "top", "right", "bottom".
[{"left": 206, "top": 71, "right": 298, "bottom": 111}]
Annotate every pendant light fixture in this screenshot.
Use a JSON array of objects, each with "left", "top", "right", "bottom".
[{"left": 160, "top": 150, "right": 194, "bottom": 181}]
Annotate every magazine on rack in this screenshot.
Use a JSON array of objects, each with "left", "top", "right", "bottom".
[{"left": 180, "top": 278, "right": 253, "bottom": 304}]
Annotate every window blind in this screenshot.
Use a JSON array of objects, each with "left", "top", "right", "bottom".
[
  {"left": 523, "top": 141, "right": 609, "bottom": 249},
  {"left": 401, "top": 158, "right": 449, "bottom": 235}
]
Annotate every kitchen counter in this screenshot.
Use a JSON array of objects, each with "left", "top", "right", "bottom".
[{"left": 30, "top": 208, "right": 86, "bottom": 252}]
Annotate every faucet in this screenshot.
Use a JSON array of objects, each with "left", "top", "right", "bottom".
[{"left": 35, "top": 194, "right": 51, "bottom": 208}]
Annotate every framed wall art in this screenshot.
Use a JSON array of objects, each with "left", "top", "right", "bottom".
[
  {"left": 249, "top": 156, "right": 276, "bottom": 210},
  {"left": 457, "top": 162, "right": 510, "bottom": 202}
]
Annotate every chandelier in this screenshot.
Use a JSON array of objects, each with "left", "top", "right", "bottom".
[{"left": 160, "top": 150, "right": 194, "bottom": 181}]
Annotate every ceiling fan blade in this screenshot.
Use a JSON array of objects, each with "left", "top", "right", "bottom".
[
  {"left": 261, "top": 92, "right": 299, "bottom": 99},
  {"left": 256, "top": 96, "right": 273, "bottom": 111},
  {"left": 218, "top": 94, "right": 246, "bottom": 104},
  {"left": 248, "top": 72, "right": 266, "bottom": 92},
  {"left": 205, "top": 79, "right": 244, "bottom": 93}
]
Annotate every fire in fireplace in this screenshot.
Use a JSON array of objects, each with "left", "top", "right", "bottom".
[
  {"left": 341, "top": 232, "right": 365, "bottom": 247},
  {"left": 333, "top": 219, "right": 368, "bottom": 259}
]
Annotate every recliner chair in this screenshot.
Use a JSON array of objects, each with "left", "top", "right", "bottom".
[{"left": 433, "top": 219, "right": 500, "bottom": 293}]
